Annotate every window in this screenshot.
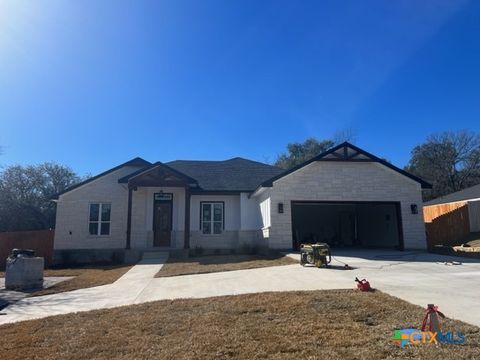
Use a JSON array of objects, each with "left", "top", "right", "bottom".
[
  {"left": 89, "top": 203, "right": 111, "bottom": 236},
  {"left": 201, "top": 202, "right": 224, "bottom": 234}
]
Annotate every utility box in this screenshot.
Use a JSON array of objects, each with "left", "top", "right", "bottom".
[{"left": 5, "top": 249, "right": 44, "bottom": 291}]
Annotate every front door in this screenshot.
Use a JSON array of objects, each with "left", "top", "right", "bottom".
[{"left": 153, "top": 194, "right": 173, "bottom": 247}]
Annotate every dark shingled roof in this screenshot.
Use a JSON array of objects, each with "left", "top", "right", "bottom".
[
  {"left": 424, "top": 183, "right": 480, "bottom": 206},
  {"left": 165, "top": 158, "right": 284, "bottom": 192}
]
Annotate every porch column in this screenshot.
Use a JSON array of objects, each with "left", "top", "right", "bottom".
[
  {"left": 184, "top": 186, "right": 191, "bottom": 249},
  {"left": 126, "top": 186, "right": 133, "bottom": 250}
]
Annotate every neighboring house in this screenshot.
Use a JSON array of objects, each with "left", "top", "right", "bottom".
[
  {"left": 53, "top": 142, "right": 431, "bottom": 263},
  {"left": 423, "top": 184, "right": 480, "bottom": 233}
]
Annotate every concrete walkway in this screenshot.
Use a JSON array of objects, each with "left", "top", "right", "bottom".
[
  {"left": 1, "top": 250, "right": 480, "bottom": 328},
  {"left": 0, "top": 252, "right": 168, "bottom": 324},
  {"left": 0, "top": 277, "right": 74, "bottom": 310}
]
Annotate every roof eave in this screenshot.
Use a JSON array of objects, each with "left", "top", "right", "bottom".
[{"left": 52, "top": 157, "right": 151, "bottom": 199}]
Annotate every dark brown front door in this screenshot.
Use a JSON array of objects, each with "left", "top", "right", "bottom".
[{"left": 153, "top": 200, "right": 172, "bottom": 247}]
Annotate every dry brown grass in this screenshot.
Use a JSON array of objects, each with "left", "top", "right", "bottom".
[
  {"left": 156, "top": 253, "right": 297, "bottom": 277},
  {"left": 0, "top": 290, "right": 479, "bottom": 359},
  {"left": 0, "top": 265, "right": 132, "bottom": 296}
]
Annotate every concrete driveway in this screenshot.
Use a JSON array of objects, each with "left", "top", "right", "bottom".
[
  {"left": 1, "top": 250, "right": 479, "bottom": 327},
  {"left": 292, "top": 250, "right": 480, "bottom": 327},
  {"left": 135, "top": 250, "right": 480, "bottom": 327}
]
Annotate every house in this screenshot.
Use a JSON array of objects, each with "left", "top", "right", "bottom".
[
  {"left": 423, "top": 183, "right": 480, "bottom": 233},
  {"left": 53, "top": 142, "right": 431, "bottom": 264}
]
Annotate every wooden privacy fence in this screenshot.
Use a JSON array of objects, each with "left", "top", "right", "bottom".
[
  {"left": 425, "top": 205, "right": 470, "bottom": 249},
  {"left": 0, "top": 229, "right": 54, "bottom": 269},
  {"left": 423, "top": 201, "right": 467, "bottom": 223}
]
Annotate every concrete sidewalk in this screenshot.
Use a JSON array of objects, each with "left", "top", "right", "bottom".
[
  {"left": 1, "top": 250, "right": 480, "bottom": 328},
  {"left": 0, "top": 277, "right": 74, "bottom": 310},
  {"left": 0, "top": 252, "right": 169, "bottom": 324}
]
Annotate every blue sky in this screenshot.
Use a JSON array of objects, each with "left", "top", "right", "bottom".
[{"left": 1, "top": 0, "right": 479, "bottom": 176}]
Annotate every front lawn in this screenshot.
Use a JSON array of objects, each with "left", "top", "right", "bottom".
[
  {"left": 156, "top": 253, "right": 297, "bottom": 277},
  {"left": 0, "top": 265, "right": 133, "bottom": 296},
  {"left": 1, "top": 290, "right": 479, "bottom": 359}
]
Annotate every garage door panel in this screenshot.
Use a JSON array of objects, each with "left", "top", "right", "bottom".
[{"left": 291, "top": 201, "right": 403, "bottom": 250}]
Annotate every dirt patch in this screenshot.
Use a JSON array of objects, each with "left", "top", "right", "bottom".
[
  {"left": 0, "top": 265, "right": 133, "bottom": 296},
  {"left": 0, "top": 290, "right": 479, "bottom": 359},
  {"left": 452, "top": 233, "right": 480, "bottom": 253},
  {"left": 430, "top": 232, "right": 480, "bottom": 259},
  {"left": 156, "top": 253, "right": 297, "bottom": 277}
]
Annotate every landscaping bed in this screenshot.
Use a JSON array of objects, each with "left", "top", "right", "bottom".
[
  {"left": 1, "top": 290, "right": 479, "bottom": 359},
  {"left": 156, "top": 253, "right": 297, "bottom": 277},
  {"left": 0, "top": 265, "right": 133, "bottom": 296}
]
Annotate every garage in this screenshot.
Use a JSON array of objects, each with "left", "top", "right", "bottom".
[
  {"left": 252, "top": 143, "right": 431, "bottom": 250},
  {"left": 291, "top": 201, "right": 403, "bottom": 250}
]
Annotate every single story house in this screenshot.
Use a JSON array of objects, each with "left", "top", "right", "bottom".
[
  {"left": 53, "top": 142, "right": 431, "bottom": 263},
  {"left": 423, "top": 183, "right": 480, "bottom": 232}
]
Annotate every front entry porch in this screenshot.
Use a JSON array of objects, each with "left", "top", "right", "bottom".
[
  {"left": 122, "top": 163, "right": 198, "bottom": 250},
  {"left": 129, "top": 187, "right": 188, "bottom": 250}
]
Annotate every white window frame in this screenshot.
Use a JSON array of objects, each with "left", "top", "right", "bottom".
[
  {"left": 88, "top": 203, "right": 111, "bottom": 236},
  {"left": 200, "top": 202, "right": 224, "bottom": 235}
]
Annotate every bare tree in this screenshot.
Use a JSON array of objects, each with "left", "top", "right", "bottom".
[
  {"left": 406, "top": 130, "right": 480, "bottom": 200},
  {"left": 332, "top": 128, "right": 357, "bottom": 144}
]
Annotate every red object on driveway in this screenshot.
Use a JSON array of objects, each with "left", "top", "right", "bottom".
[{"left": 355, "top": 277, "right": 372, "bottom": 291}]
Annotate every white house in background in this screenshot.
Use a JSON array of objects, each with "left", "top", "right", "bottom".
[{"left": 53, "top": 143, "right": 431, "bottom": 264}]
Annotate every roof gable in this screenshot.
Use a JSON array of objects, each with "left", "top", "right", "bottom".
[
  {"left": 118, "top": 162, "right": 198, "bottom": 187},
  {"left": 259, "top": 142, "right": 432, "bottom": 190},
  {"left": 53, "top": 157, "right": 151, "bottom": 199}
]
